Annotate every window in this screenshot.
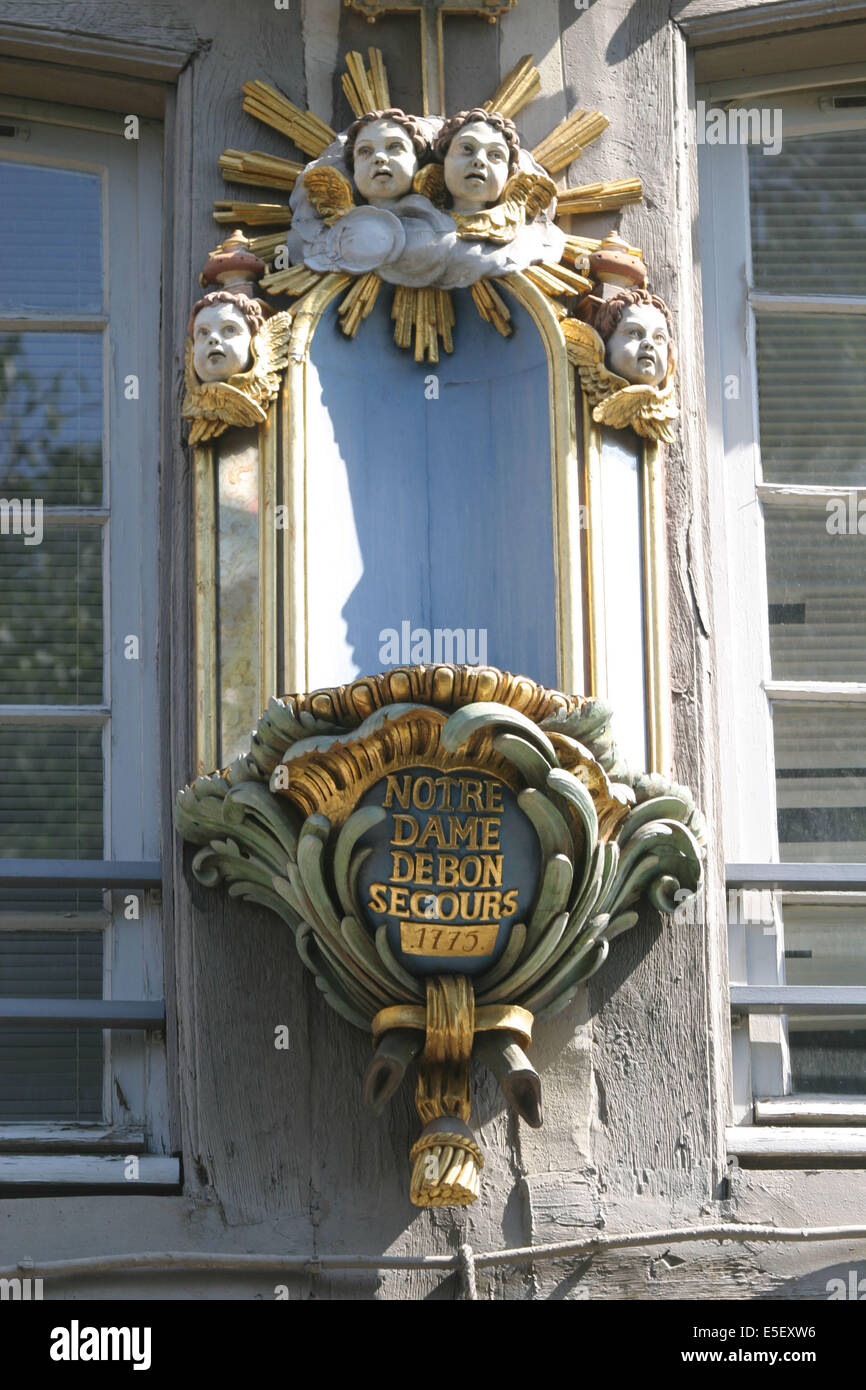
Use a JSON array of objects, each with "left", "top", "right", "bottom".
[
  {"left": 700, "top": 84, "right": 866, "bottom": 1151},
  {"left": 0, "top": 100, "right": 172, "bottom": 1181}
]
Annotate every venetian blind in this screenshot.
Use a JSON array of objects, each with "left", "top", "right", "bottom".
[
  {"left": 749, "top": 128, "right": 866, "bottom": 865},
  {"left": 0, "top": 931, "right": 102, "bottom": 1121},
  {"left": 749, "top": 117, "right": 866, "bottom": 1096},
  {"left": 0, "top": 156, "right": 108, "bottom": 1120},
  {"left": 751, "top": 129, "right": 866, "bottom": 485},
  {"left": 0, "top": 162, "right": 102, "bottom": 315}
]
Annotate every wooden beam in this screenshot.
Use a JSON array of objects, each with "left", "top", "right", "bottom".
[
  {"left": 764, "top": 680, "right": 866, "bottom": 704},
  {"left": 750, "top": 292, "right": 866, "bottom": 315},
  {"left": 727, "top": 864, "right": 866, "bottom": 891},
  {"left": 758, "top": 484, "right": 866, "bottom": 508},
  {"left": 0, "top": 314, "right": 106, "bottom": 329},
  {"left": 0, "top": 860, "right": 161, "bottom": 887},
  {"left": 0, "top": 1155, "right": 180, "bottom": 1188},
  {"left": 0, "top": 57, "right": 168, "bottom": 119},
  {"left": 0, "top": 1125, "right": 146, "bottom": 1153},
  {"left": 755, "top": 1096, "right": 866, "bottom": 1126},
  {"left": 728, "top": 1126, "right": 866, "bottom": 1161},
  {"left": 0, "top": 706, "right": 110, "bottom": 726},
  {"left": 0, "top": 21, "right": 197, "bottom": 80},
  {"left": 0, "top": 999, "right": 165, "bottom": 1028},
  {"left": 701, "top": 63, "right": 866, "bottom": 101},
  {"left": 676, "top": 0, "right": 866, "bottom": 44},
  {"left": 731, "top": 985, "right": 866, "bottom": 1013},
  {"left": 695, "top": 21, "right": 866, "bottom": 86}
]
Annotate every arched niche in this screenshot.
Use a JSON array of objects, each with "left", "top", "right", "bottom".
[
  {"left": 192, "top": 276, "right": 670, "bottom": 776},
  {"left": 281, "top": 272, "right": 583, "bottom": 696}
]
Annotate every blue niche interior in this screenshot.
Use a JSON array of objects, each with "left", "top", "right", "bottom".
[{"left": 304, "top": 283, "right": 558, "bottom": 689}]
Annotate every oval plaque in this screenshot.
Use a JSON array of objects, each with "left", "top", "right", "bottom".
[{"left": 357, "top": 765, "right": 540, "bottom": 977}]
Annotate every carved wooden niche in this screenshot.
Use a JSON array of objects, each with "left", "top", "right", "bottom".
[
  {"left": 177, "top": 44, "right": 702, "bottom": 1213},
  {"left": 185, "top": 49, "right": 679, "bottom": 777}
]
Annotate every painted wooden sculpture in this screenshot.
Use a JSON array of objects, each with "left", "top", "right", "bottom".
[
  {"left": 562, "top": 234, "right": 678, "bottom": 442},
  {"left": 181, "top": 49, "right": 678, "bottom": 432},
  {"left": 177, "top": 665, "right": 706, "bottom": 1207},
  {"left": 287, "top": 105, "right": 564, "bottom": 293},
  {"left": 181, "top": 230, "right": 292, "bottom": 444},
  {"left": 178, "top": 47, "right": 694, "bottom": 1206}
]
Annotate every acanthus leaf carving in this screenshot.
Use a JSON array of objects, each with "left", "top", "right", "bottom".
[{"left": 176, "top": 664, "right": 707, "bottom": 1207}]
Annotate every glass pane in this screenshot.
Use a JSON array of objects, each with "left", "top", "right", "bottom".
[
  {"left": 773, "top": 703, "right": 866, "bottom": 861},
  {"left": 0, "top": 526, "right": 103, "bottom": 704},
  {"left": 765, "top": 504, "right": 866, "bottom": 682},
  {"left": 749, "top": 129, "right": 866, "bottom": 297},
  {"left": 0, "top": 161, "right": 102, "bottom": 314},
  {"left": 782, "top": 899, "right": 866, "bottom": 1096},
  {"left": 0, "top": 886, "right": 105, "bottom": 915},
  {"left": 0, "top": 929, "right": 103, "bottom": 1121},
  {"left": 0, "top": 331, "right": 103, "bottom": 505},
  {"left": 0, "top": 928, "right": 103, "bottom": 995},
  {"left": 789, "top": 1027, "right": 866, "bottom": 1095},
  {"left": 784, "top": 897, "right": 866, "bottom": 986},
  {"left": 756, "top": 314, "right": 866, "bottom": 486},
  {"left": 0, "top": 726, "right": 103, "bottom": 860}
]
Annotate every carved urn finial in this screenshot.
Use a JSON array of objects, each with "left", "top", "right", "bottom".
[
  {"left": 588, "top": 231, "right": 648, "bottom": 297},
  {"left": 199, "top": 229, "right": 266, "bottom": 297}
]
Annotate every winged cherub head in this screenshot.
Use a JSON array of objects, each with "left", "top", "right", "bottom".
[
  {"left": 433, "top": 109, "right": 520, "bottom": 213},
  {"left": 188, "top": 290, "right": 271, "bottom": 383},
  {"left": 344, "top": 108, "right": 430, "bottom": 206},
  {"left": 594, "top": 288, "right": 674, "bottom": 388}
]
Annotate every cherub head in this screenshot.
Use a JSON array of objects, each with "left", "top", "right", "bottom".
[
  {"left": 188, "top": 290, "right": 270, "bottom": 383},
  {"left": 344, "top": 108, "right": 430, "bottom": 205},
  {"left": 594, "top": 288, "right": 674, "bottom": 388},
  {"left": 433, "top": 108, "right": 520, "bottom": 213}
]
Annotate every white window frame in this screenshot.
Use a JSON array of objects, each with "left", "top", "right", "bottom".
[
  {"left": 0, "top": 98, "right": 172, "bottom": 1178},
  {"left": 700, "top": 78, "right": 866, "bottom": 1149}
]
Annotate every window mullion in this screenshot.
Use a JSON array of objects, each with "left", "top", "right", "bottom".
[
  {"left": 749, "top": 292, "right": 866, "bottom": 315},
  {"left": 0, "top": 707, "right": 109, "bottom": 724}
]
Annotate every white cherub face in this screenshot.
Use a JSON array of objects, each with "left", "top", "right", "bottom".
[
  {"left": 443, "top": 120, "right": 511, "bottom": 212},
  {"left": 192, "top": 302, "right": 253, "bottom": 382},
  {"left": 605, "top": 304, "right": 670, "bottom": 386},
  {"left": 352, "top": 119, "right": 418, "bottom": 205}
]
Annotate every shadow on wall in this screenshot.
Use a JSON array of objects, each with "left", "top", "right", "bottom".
[
  {"left": 587, "top": 901, "right": 665, "bottom": 1019},
  {"left": 305, "top": 285, "right": 559, "bottom": 692},
  {"left": 597, "top": 0, "right": 683, "bottom": 66},
  {"left": 759, "top": 1260, "right": 866, "bottom": 1301}
]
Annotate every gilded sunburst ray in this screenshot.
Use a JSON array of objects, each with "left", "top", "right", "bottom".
[{"left": 212, "top": 49, "right": 644, "bottom": 361}]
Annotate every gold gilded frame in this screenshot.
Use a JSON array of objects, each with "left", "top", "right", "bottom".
[
  {"left": 281, "top": 272, "right": 352, "bottom": 695},
  {"left": 280, "top": 271, "right": 583, "bottom": 696},
  {"left": 582, "top": 400, "right": 671, "bottom": 774},
  {"left": 193, "top": 443, "right": 218, "bottom": 775},
  {"left": 192, "top": 400, "right": 280, "bottom": 774},
  {"left": 194, "top": 278, "right": 671, "bottom": 776}
]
